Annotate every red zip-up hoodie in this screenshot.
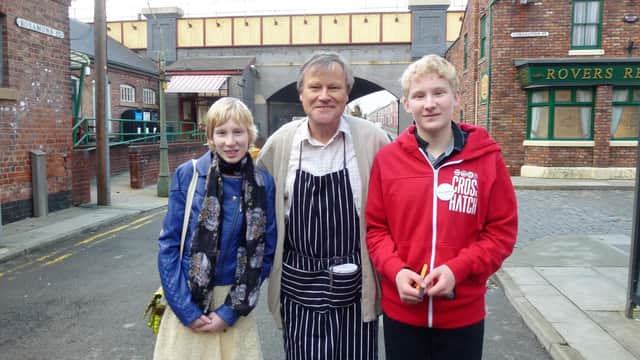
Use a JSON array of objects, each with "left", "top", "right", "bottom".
[{"left": 365, "top": 123, "right": 517, "bottom": 328}]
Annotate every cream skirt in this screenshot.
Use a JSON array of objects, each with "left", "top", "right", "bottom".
[{"left": 153, "top": 285, "right": 262, "bottom": 360}]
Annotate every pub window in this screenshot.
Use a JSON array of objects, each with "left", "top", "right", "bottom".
[
  {"left": 143, "top": 88, "right": 156, "bottom": 105},
  {"left": 120, "top": 84, "right": 135, "bottom": 103},
  {"left": 463, "top": 33, "right": 468, "bottom": 70},
  {"left": 528, "top": 87, "right": 594, "bottom": 140},
  {"left": 479, "top": 16, "right": 486, "bottom": 59},
  {"left": 571, "top": 0, "right": 601, "bottom": 49},
  {"left": 611, "top": 87, "right": 640, "bottom": 139}
]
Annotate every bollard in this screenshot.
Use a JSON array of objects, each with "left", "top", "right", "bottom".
[{"left": 31, "top": 150, "right": 48, "bottom": 217}]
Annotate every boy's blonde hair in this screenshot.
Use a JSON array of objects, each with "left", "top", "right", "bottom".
[
  {"left": 400, "top": 54, "right": 458, "bottom": 99},
  {"left": 205, "top": 97, "right": 258, "bottom": 151}
]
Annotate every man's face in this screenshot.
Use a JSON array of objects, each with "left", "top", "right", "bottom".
[
  {"left": 298, "top": 64, "right": 349, "bottom": 128},
  {"left": 403, "top": 73, "right": 459, "bottom": 139}
]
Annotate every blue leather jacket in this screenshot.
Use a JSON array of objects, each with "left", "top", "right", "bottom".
[{"left": 158, "top": 151, "right": 277, "bottom": 326}]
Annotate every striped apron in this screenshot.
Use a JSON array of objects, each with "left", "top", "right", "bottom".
[{"left": 280, "top": 135, "right": 378, "bottom": 360}]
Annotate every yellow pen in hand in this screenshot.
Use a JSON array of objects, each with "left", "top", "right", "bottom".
[{"left": 415, "top": 264, "right": 428, "bottom": 298}]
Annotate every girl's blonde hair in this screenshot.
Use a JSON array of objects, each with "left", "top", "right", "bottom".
[
  {"left": 205, "top": 97, "right": 258, "bottom": 151},
  {"left": 400, "top": 54, "right": 458, "bottom": 99}
]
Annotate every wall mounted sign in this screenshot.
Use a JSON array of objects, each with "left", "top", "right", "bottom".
[
  {"left": 510, "top": 31, "right": 549, "bottom": 38},
  {"left": 15, "top": 17, "right": 65, "bottom": 39},
  {"left": 516, "top": 62, "right": 640, "bottom": 87},
  {"left": 479, "top": 71, "right": 489, "bottom": 104}
]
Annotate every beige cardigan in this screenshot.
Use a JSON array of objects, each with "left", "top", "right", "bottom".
[{"left": 256, "top": 115, "right": 389, "bottom": 327}]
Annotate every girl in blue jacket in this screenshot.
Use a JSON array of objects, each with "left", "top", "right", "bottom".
[{"left": 154, "top": 97, "right": 277, "bottom": 360}]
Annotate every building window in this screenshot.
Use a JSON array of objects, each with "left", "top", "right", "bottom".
[
  {"left": 120, "top": 84, "right": 135, "bottom": 103},
  {"left": 611, "top": 87, "right": 640, "bottom": 139},
  {"left": 528, "top": 88, "right": 594, "bottom": 140},
  {"left": 143, "top": 88, "right": 156, "bottom": 105},
  {"left": 463, "top": 33, "right": 468, "bottom": 70},
  {"left": 479, "top": 16, "right": 486, "bottom": 59},
  {"left": 571, "top": 0, "right": 601, "bottom": 49}
]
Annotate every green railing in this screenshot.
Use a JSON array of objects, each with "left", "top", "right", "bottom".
[{"left": 72, "top": 117, "right": 205, "bottom": 149}]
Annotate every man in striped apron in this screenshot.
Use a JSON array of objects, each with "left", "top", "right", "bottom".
[{"left": 257, "top": 51, "right": 390, "bottom": 359}]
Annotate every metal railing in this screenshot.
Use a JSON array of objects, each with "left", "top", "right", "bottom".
[{"left": 72, "top": 117, "right": 205, "bottom": 149}]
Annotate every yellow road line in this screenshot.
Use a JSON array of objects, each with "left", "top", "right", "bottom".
[
  {"left": 74, "top": 224, "right": 129, "bottom": 246},
  {"left": 40, "top": 253, "right": 74, "bottom": 267},
  {"left": 36, "top": 254, "right": 55, "bottom": 262},
  {"left": 1, "top": 212, "right": 165, "bottom": 279},
  {"left": 130, "top": 214, "right": 155, "bottom": 225},
  {"left": 131, "top": 219, "right": 154, "bottom": 230},
  {"left": 90, "top": 234, "right": 117, "bottom": 246}
]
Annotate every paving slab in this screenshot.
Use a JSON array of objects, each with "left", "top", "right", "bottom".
[
  {"left": 586, "top": 311, "right": 640, "bottom": 359},
  {"left": 537, "top": 267, "right": 626, "bottom": 311}
]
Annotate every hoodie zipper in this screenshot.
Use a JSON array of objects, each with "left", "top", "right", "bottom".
[{"left": 419, "top": 149, "right": 463, "bottom": 328}]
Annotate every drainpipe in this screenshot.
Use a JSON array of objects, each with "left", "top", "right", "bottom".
[
  {"left": 485, "top": 0, "right": 497, "bottom": 132},
  {"left": 474, "top": 80, "right": 479, "bottom": 126}
]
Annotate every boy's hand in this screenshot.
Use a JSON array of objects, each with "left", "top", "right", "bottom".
[
  {"left": 395, "top": 268, "right": 427, "bottom": 304},
  {"left": 424, "top": 265, "right": 456, "bottom": 298}
]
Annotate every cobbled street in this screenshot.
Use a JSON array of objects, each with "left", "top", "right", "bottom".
[{"left": 516, "top": 189, "right": 634, "bottom": 246}]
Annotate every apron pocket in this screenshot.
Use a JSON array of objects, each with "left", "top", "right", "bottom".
[{"left": 281, "top": 262, "right": 361, "bottom": 310}]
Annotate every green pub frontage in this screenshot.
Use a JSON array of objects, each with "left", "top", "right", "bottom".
[{"left": 515, "top": 59, "right": 640, "bottom": 179}]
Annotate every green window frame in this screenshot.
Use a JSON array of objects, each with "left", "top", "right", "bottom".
[
  {"left": 571, "top": 0, "right": 602, "bottom": 49},
  {"left": 479, "top": 16, "right": 486, "bottom": 59},
  {"left": 527, "top": 87, "right": 595, "bottom": 140},
  {"left": 611, "top": 87, "right": 640, "bottom": 140},
  {"left": 463, "top": 33, "right": 468, "bottom": 70}
]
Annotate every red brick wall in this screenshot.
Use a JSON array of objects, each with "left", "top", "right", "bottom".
[
  {"left": 447, "top": 0, "right": 640, "bottom": 176},
  {"left": 70, "top": 144, "right": 131, "bottom": 205},
  {"left": 524, "top": 147, "right": 594, "bottom": 167},
  {"left": 129, "top": 142, "right": 206, "bottom": 189},
  {"left": 0, "top": 0, "right": 72, "bottom": 214},
  {"left": 610, "top": 147, "right": 638, "bottom": 167}
]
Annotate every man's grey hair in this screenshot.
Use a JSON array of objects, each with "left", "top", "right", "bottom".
[{"left": 296, "top": 51, "right": 354, "bottom": 94}]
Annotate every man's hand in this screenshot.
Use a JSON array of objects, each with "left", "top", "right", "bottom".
[
  {"left": 424, "top": 265, "right": 456, "bottom": 298},
  {"left": 395, "top": 268, "right": 427, "bottom": 304}
]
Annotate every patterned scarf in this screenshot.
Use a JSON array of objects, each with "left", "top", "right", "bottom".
[{"left": 188, "top": 152, "right": 267, "bottom": 316}]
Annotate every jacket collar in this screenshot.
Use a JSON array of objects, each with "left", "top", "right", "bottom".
[{"left": 195, "top": 150, "right": 212, "bottom": 176}]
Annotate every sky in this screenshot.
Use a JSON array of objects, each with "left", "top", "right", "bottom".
[
  {"left": 69, "top": 0, "right": 468, "bottom": 21},
  {"left": 69, "top": 0, "right": 414, "bottom": 22}
]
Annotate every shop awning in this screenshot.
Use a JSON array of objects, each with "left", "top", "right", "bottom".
[{"left": 165, "top": 75, "right": 229, "bottom": 94}]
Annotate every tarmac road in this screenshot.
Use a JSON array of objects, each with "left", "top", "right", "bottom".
[{"left": 0, "top": 206, "right": 553, "bottom": 359}]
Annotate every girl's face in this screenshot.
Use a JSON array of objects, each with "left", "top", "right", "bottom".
[{"left": 212, "top": 119, "right": 249, "bottom": 163}]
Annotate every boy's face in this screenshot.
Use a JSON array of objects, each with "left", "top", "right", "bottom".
[{"left": 403, "top": 73, "right": 459, "bottom": 139}]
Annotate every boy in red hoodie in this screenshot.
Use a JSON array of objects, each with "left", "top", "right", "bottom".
[{"left": 365, "top": 54, "right": 518, "bottom": 359}]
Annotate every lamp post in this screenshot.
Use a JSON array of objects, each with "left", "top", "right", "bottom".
[
  {"left": 625, "top": 128, "right": 640, "bottom": 318},
  {"left": 157, "top": 61, "right": 170, "bottom": 197}
]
